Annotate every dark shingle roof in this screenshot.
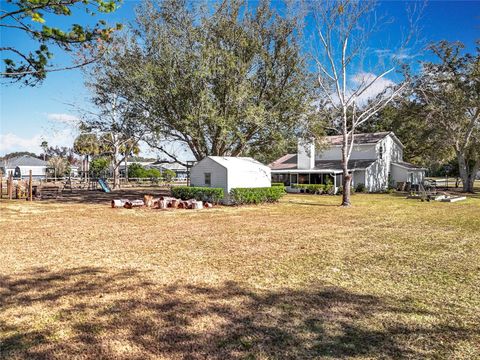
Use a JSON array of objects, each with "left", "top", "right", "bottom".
[
  {"left": 269, "top": 156, "right": 375, "bottom": 171},
  {"left": 3, "top": 155, "right": 47, "bottom": 167},
  {"left": 314, "top": 160, "right": 375, "bottom": 170},
  {"left": 326, "top": 132, "right": 391, "bottom": 146},
  {"left": 269, "top": 154, "right": 297, "bottom": 170}
]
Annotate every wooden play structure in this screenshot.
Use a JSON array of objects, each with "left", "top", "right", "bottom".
[{"left": 0, "top": 170, "right": 61, "bottom": 201}]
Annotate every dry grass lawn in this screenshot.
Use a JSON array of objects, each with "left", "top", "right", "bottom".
[{"left": 1, "top": 192, "right": 479, "bottom": 359}]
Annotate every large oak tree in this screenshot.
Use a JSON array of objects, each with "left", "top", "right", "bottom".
[
  {"left": 415, "top": 41, "right": 480, "bottom": 193},
  {"left": 99, "top": 0, "right": 317, "bottom": 165}
]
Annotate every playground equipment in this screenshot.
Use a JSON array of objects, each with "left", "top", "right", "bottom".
[{"left": 98, "top": 179, "right": 111, "bottom": 193}]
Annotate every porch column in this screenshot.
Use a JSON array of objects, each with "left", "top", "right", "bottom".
[
  {"left": 309, "top": 173, "right": 311, "bottom": 184},
  {"left": 333, "top": 173, "right": 336, "bottom": 189}
]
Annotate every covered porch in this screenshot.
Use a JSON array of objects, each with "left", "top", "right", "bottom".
[{"left": 271, "top": 170, "right": 344, "bottom": 192}]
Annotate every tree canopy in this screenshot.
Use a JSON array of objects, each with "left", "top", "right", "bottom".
[
  {"left": 414, "top": 41, "right": 480, "bottom": 192},
  {"left": 95, "top": 0, "right": 317, "bottom": 165},
  {"left": 1, "top": 0, "right": 122, "bottom": 85}
]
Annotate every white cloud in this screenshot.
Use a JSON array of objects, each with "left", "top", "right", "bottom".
[
  {"left": 374, "top": 48, "right": 416, "bottom": 61},
  {"left": 0, "top": 133, "right": 42, "bottom": 153},
  {"left": 0, "top": 128, "right": 76, "bottom": 155},
  {"left": 350, "top": 72, "right": 395, "bottom": 105},
  {"left": 46, "top": 113, "right": 80, "bottom": 125},
  {"left": 327, "top": 71, "right": 396, "bottom": 107}
]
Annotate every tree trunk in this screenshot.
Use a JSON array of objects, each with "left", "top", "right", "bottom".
[
  {"left": 341, "top": 132, "right": 351, "bottom": 206},
  {"left": 112, "top": 165, "right": 120, "bottom": 190},
  {"left": 112, "top": 146, "right": 121, "bottom": 190},
  {"left": 457, "top": 153, "right": 466, "bottom": 192},
  {"left": 457, "top": 151, "right": 479, "bottom": 193},
  {"left": 125, "top": 155, "right": 129, "bottom": 183},
  {"left": 466, "top": 160, "right": 479, "bottom": 193}
]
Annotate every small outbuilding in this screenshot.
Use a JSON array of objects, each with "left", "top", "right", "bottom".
[{"left": 190, "top": 156, "right": 271, "bottom": 201}]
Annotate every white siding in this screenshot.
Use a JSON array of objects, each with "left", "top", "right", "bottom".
[
  {"left": 353, "top": 170, "right": 366, "bottom": 188},
  {"left": 16, "top": 166, "right": 46, "bottom": 177},
  {"left": 391, "top": 164, "right": 424, "bottom": 185},
  {"left": 190, "top": 158, "right": 228, "bottom": 195},
  {"left": 317, "top": 144, "right": 377, "bottom": 161},
  {"left": 365, "top": 161, "right": 389, "bottom": 192},
  {"left": 190, "top": 157, "right": 271, "bottom": 202},
  {"left": 297, "top": 140, "right": 315, "bottom": 169}
]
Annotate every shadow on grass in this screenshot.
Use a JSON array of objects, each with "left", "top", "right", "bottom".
[
  {"left": 1, "top": 267, "right": 477, "bottom": 359},
  {"left": 44, "top": 188, "right": 171, "bottom": 205}
]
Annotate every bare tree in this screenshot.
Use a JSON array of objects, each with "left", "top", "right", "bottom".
[
  {"left": 79, "top": 94, "right": 146, "bottom": 190},
  {"left": 310, "top": 0, "right": 421, "bottom": 206}
]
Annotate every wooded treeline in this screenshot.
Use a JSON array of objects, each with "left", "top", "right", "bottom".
[
  {"left": 79, "top": 0, "right": 478, "bottom": 195},
  {"left": 5, "top": 0, "right": 477, "bottom": 196}
]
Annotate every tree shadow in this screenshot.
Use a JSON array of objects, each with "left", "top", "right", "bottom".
[
  {"left": 43, "top": 188, "right": 171, "bottom": 205},
  {"left": 1, "top": 267, "right": 477, "bottom": 359}
]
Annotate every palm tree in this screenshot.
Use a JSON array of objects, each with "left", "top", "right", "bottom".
[{"left": 73, "top": 133, "right": 99, "bottom": 180}]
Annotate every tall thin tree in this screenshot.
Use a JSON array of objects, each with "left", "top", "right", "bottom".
[{"left": 310, "top": 0, "right": 421, "bottom": 206}]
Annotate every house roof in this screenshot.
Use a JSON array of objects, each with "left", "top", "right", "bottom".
[
  {"left": 270, "top": 156, "right": 375, "bottom": 172},
  {"left": 206, "top": 156, "right": 268, "bottom": 170},
  {"left": 269, "top": 154, "right": 297, "bottom": 170},
  {"left": 392, "top": 161, "right": 426, "bottom": 170},
  {"left": 3, "top": 155, "right": 47, "bottom": 168},
  {"left": 160, "top": 163, "right": 187, "bottom": 171},
  {"left": 325, "top": 131, "right": 394, "bottom": 146},
  {"left": 314, "top": 160, "right": 376, "bottom": 171}
]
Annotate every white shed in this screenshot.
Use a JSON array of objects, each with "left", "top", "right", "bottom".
[{"left": 190, "top": 156, "right": 271, "bottom": 201}]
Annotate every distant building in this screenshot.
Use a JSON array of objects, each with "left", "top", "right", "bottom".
[
  {"left": 152, "top": 161, "right": 188, "bottom": 179},
  {"left": 1, "top": 155, "right": 48, "bottom": 178}
]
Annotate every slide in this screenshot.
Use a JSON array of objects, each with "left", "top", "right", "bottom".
[{"left": 98, "top": 179, "right": 111, "bottom": 193}]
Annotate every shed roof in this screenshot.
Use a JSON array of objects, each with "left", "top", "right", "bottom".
[
  {"left": 206, "top": 156, "right": 268, "bottom": 170},
  {"left": 3, "top": 155, "right": 47, "bottom": 167}
]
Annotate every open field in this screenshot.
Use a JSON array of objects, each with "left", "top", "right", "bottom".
[{"left": 1, "top": 193, "right": 479, "bottom": 359}]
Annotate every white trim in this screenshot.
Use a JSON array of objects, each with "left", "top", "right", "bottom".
[
  {"left": 391, "top": 162, "right": 427, "bottom": 171},
  {"left": 271, "top": 169, "right": 343, "bottom": 174}
]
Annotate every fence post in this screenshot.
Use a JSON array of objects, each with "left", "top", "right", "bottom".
[
  {"left": 29, "top": 170, "right": 33, "bottom": 201},
  {"left": 0, "top": 170, "right": 3, "bottom": 199},
  {"left": 8, "top": 172, "right": 13, "bottom": 200}
]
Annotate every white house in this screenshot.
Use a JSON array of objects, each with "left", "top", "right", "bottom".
[
  {"left": 190, "top": 156, "right": 271, "bottom": 201},
  {"left": 1, "top": 155, "right": 48, "bottom": 178},
  {"left": 269, "top": 132, "right": 426, "bottom": 192}
]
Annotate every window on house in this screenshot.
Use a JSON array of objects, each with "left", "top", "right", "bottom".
[
  {"left": 290, "top": 173, "right": 298, "bottom": 184},
  {"left": 204, "top": 172, "right": 211, "bottom": 186},
  {"left": 379, "top": 145, "right": 384, "bottom": 160}
]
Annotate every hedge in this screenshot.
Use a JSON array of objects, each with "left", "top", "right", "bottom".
[
  {"left": 292, "top": 183, "right": 334, "bottom": 194},
  {"left": 271, "top": 182, "right": 285, "bottom": 187},
  {"left": 230, "top": 186, "right": 285, "bottom": 205},
  {"left": 171, "top": 186, "right": 224, "bottom": 203}
]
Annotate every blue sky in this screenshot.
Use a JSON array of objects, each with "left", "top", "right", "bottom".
[{"left": 1, "top": 0, "right": 479, "bottom": 156}]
